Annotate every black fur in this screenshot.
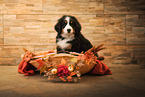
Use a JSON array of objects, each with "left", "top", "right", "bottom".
[{"left": 55, "top": 15, "right": 93, "bottom": 53}]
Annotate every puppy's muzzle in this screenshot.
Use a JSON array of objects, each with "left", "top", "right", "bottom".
[{"left": 67, "top": 29, "right": 71, "bottom": 33}]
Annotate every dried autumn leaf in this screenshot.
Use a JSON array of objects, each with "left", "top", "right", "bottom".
[
  {"left": 69, "top": 72, "right": 76, "bottom": 77},
  {"left": 59, "top": 77, "right": 66, "bottom": 82},
  {"left": 40, "top": 65, "right": 47, "bottom": 74},
  {"left": 67, "top": 76, "right": 73, "bottom": 82},
  {"left": 71, "top": 57, "right": 78, "bottom": 63},
  {"left": 61, "top": 58, "right": 66, "bottom": 65},
  {"left": 36, "top": 59, "right": 44, "bottom": 70}
]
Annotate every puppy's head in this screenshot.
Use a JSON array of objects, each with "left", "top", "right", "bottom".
[{"left": 55, "top": 15, "right": 81, "bottom": 37}]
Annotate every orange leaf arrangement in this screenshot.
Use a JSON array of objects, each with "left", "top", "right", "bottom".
[
  {"left": 22, "top": 44, "right": 106, "bottom": 82},
  {"left": 43, "top": 58, "right": 81, "bottom": 82}
]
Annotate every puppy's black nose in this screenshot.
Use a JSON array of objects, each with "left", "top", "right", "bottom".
[{"left": 67, "top": 29, "right": 71, "bottom": 33}]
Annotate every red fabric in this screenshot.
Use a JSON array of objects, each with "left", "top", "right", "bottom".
[
  {"left": 90, "top": 60, "right": 112, "bottom": 75},
  {"left": 18, "top": 60, "right": 35, "bottom": 76}
]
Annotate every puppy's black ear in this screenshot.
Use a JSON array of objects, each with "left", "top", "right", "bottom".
[
  {"left": 72, "top": 16, "right": 81, "bottom": 36},
  {"left": 55, "top": 15, "right": 66, "bottom": 34},
  {"left": 76, "top": 19, "right": 81, "bottom": 33},
  {"left": 55, "top": 20, "right": 61, "bottom": 34}
]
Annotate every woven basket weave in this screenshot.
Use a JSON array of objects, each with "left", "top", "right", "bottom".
[{"left": 29, "top": 53, "right": 95, "bottom": 74}]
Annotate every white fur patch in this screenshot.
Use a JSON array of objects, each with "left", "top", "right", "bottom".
[{"left": 57, "top": 37, "right": 74, "bottom": 50}]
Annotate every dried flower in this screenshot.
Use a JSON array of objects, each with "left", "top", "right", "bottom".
[{"left": 57, "top": 65, "right": 71, "bottom": 78}]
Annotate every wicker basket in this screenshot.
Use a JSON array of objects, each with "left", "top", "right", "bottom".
[
  {"left": 29, "top": 53, "right": 96, "bottom": 74},
  {"left": 23, "top": 44, "right": 106, "bottom": 75}
]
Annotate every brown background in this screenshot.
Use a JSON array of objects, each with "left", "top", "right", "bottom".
[{"left": 0, "top": 0, "right": 145, "bottom": 66}]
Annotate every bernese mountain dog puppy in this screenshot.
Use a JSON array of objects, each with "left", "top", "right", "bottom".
[{"left": 55, "top": 15, "right": 93, "bottom": 54}]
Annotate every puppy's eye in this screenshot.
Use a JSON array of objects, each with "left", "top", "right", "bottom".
[
  {"left": 64, "top": 20, "right": 67, "bottom": 24},
  {"left": 70, "top": 21, "right": 73, "bottom": 24}
]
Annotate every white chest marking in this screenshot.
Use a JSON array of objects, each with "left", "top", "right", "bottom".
[{"left": 57, "top": 37, "right": 74, "bottom": 50}]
